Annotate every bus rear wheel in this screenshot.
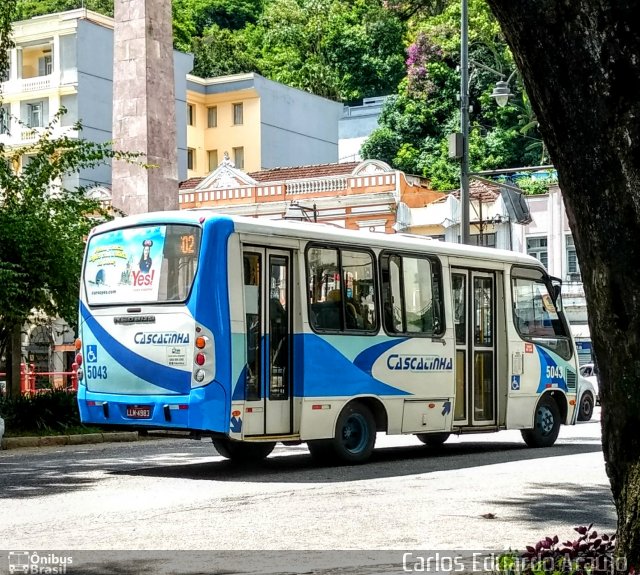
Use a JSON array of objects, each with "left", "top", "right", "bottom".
[
  {"left": 308, "top": 402, "right": 376, "bottom": 464},
  {"left": 212, "top": 438, "right": 276, "bottom": 463},
  {"left": 416, "top": 432, "right": 450, "bottom": 448},
  {"left": 521, "top": 395, "right": 561, "bottom": 448}
]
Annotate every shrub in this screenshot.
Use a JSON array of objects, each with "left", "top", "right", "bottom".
[
  {"left": 498, "top": 525, "right": 621, "bottom": 575},
  {"left": 0, "top": 390, "right": 81, "bottom": 434}
]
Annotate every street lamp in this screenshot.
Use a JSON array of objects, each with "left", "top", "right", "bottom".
[
  {"left": 491, "top": 75, "right": 515, "bottom": 108},
  {"left": 456, "top": 0, "right": 514, "bottom": 244}
]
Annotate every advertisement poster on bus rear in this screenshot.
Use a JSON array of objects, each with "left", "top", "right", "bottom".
[{"left": 84, "top": 226, "right": 166, "bottom": 304}]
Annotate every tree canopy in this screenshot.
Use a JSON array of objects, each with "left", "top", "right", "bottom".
[
  {"left": 0, "top": 110, "right": 141, "bottom": 394},
  {"left": 362, "top": 0, "right": 548, "bottom": 188},
  {"left": 10, "top": 0, "right": 553, "bottom": 189}
]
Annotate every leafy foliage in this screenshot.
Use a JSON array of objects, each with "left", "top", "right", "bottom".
[
  {"left": 180, "top": 0, "right": 407, "bottom": 101},
  {"left": 497, "top": 525, "right": 619, "bottom": 575},
  {"left": 191, "top": 24, "right": 260, "bottom": 77},
  {"left": 0, "top": 110, "right": 142, "bottom": 391},
  {"left": 363, "top": 0, "right": 549, "bottom": 188},
  {"left": 1, "top": 0, "right": 17, "bottom": 81},
  {"left": 0, "top": 389, "right": 82, "bottom": 433},
  {"left": 15, "top": 0, "right": 114, "bottom": 20}
]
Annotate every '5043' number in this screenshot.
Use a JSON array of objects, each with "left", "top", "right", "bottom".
[
  {"left": 86, "top": 365, "right": 107, "bottom": 379},
  {"left": 546, "top": 365, "right": 564, "bottom": 379}
]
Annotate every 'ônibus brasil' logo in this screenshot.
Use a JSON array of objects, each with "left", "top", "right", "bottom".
[
  {"left": 387, "top": 354, "right": 453, "bottom": 372},
  {"left": 134, "top": 332, "right": 190, "bottom": 345}
]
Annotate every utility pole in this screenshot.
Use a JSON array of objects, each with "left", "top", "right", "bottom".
[{"left": 460, "top": 0, "right": 471, "bottom": 244}]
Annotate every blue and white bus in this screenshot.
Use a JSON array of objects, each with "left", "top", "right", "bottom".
[{"left": 77, "top": 211, "right": 580, "bottom": 463}]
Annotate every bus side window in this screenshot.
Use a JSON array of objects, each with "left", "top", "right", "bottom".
[
  {"left": 512, "top": 269, "right": 571, "bottom": 360},
  {"left": 380, "top": 252, "right": 442, "bottom": 336}
]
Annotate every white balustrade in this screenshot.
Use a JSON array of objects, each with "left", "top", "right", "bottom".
[{"left": 287, "top": 176, "right": 348, "bottom": 195}]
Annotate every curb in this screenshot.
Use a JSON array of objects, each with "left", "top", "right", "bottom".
[{"left": 1, "top": 431, "right": 140, "bottom": 450}]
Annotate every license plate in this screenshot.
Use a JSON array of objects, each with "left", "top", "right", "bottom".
[{"left": 126, "top": 405, "right": 151, "bottom": 419}]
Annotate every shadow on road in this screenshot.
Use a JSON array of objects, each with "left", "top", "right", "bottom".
[
  {"left": 114, "top": 440, "right": 603, "bottom": 485},
  {"left": 0, "top": 435, "right": 604, "bottom": 501},
  {"left": 490, "top": 481, "right": 616, "bottom": 528}
]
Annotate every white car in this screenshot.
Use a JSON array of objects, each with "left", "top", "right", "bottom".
[
  {"left": 579, "top": 363, "right": 600, "bottom": 402},
  {"left": 577, "top": 363, "right": 600, "bottom": 422}
]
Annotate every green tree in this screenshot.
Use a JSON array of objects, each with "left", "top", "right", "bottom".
[
  {"left": 14, "top": 0, "right": 114, "bottom": 19},
  {"left": 191, "top": 24, "right": 260, "bottom": 77},
  {"left": 250, "top": 0, "right": 406, "bottom": 101},
  {"left": 0, "top": 110, "right": 141, "bottom": 396},
  {"left": 363, "top": 0, "right": 547, "bottom": 187},
  {"left": 173, "top": 0, "right": 264, "bottom": 35}
]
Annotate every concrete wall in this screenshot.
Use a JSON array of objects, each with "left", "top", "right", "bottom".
[
  {"left": 71, "top": 18, "right": 191, "bottom": 190},
  {"left": 257, "top": 75, "right": 342, "bottom": 169},
  {"left": 76, "top": 19, "right": 114, "bottom": 188},
  {"left": 174, "top": 51, "right": 194, "bottom": 182},
  {"left": 338, "top": 97, "right": 387, "bottom": 162}
]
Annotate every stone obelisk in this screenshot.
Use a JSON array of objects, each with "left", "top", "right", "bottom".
[{"left": 111, "top": 0, "right": 178, "bottom": 214}]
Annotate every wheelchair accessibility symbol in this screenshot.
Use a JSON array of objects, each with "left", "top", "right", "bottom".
[
  {"left": 511, "top": 375, "right": 520, "bottom": 391},
  {"left": 86, "top": 345, "right": 98, "bottom": 363}
]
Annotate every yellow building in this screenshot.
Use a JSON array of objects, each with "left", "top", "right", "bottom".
[{"left": 185, "top": 73, "right": 343, "bottom": 178}]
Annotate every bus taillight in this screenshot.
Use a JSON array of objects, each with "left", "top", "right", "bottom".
[
  {"left": 74, "top": 338, "right": 82, "bottom": 351},
  {"left": 195, "top": 353, "right": 206, "bottom": 366},
  {"left": 195, "top": 336, "right": 207, "bottom": 349},
  {"left": 75, "top": 353, "right": 83, "bottom": 366}
]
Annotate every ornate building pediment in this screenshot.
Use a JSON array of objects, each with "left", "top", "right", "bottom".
[
  {"left": 85, "top": 186, "right": 112, "bottom": 202},
  {"left": 351, "top": 159, "right": 393, "bottom": 176},
  {"left": 196, "top": 156, "right": 257, "bottom": 191}
]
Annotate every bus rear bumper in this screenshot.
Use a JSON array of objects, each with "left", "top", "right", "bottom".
[{"left": 77, "top": 382, "right": 228, "bottom": 433}]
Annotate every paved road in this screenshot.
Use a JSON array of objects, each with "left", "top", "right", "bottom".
[{"left": 0, "top": 409, "right": 614, "bottom": 573}]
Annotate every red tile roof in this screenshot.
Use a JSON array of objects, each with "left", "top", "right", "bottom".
[
  {"left": 178, "top": 162, "right": 360, "bottom": 190},
  {"left": 179, "top": 177, "right": 203, "bottom": 190},
  {"left": 248, "top": 162, "right": 359, "bottom": 183},
  {"left": 431, "top": 180, "right": 501, "bottom": 204}
]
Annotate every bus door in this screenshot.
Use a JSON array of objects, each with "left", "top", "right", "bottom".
[
  {"left": 452, "top": 269, "right": 496, "bottom": 426},
  {"left": 242, "top": 248, "right": 292, "bottom": 436}
]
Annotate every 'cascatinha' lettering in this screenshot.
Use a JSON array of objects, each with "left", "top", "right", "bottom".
[
  {"left": 387, "top": 354, "right": 453, "bottom": 371},
  {"left": 134, "top": 332, "right": 190, "bottom": 345}
]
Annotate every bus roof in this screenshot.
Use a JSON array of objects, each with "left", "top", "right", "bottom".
[{"left": 91, "top": 209, "right": 544, "bottom": 270}]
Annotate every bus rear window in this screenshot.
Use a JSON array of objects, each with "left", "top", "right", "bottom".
[{"left": 84, "top": 224, "right": 201, "bottom": 306}]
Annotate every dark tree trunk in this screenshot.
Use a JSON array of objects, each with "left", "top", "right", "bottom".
[{"left": 484, "top": 0, "right": 640, "bottom": 563}]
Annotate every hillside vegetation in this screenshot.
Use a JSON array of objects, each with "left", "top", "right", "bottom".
[{"left": 13, "top": 0, "right": 553, "bottom": 188}]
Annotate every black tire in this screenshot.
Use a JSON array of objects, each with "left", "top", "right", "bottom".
[
  {"left": 309, "top": 402, "right": 376, "bottom": 464},
  {"left": 416, "top": 432, "right": 450, "bottom": 448},
  {"left": 521, "top": 395, "right": 561, "bottom": 448},
  {"left": 212, "top": 438, "right": 276, "bottom": 463},
  {"left": 577, "top": 391, "right": 594, "bottom": 422}
]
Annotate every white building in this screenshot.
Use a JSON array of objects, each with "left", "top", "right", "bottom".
[
  {"left": 514, "top": 185, "right": 590, "bottom": 363},
  {"left": 338, "top": 96, "right": 388, "bottom": 163}
]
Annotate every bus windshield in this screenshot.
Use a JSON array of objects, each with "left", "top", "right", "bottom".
[{"left": 84, "top": 224, "right": 201, "bottom": 306}]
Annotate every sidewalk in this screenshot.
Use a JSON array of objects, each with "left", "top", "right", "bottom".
[{"left": 0, "top": 430, "right": 182, "bottom": 450}]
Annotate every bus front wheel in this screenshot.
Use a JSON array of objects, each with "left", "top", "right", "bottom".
[
  {"left": 521, "top": 396, "right": 561, "bottom": 448},
  {"left": 212, "top": 438, "right": 276, "bottom": 463},
  {"left": 577, "top": 391, "right": 594, "bottom": 422}
]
